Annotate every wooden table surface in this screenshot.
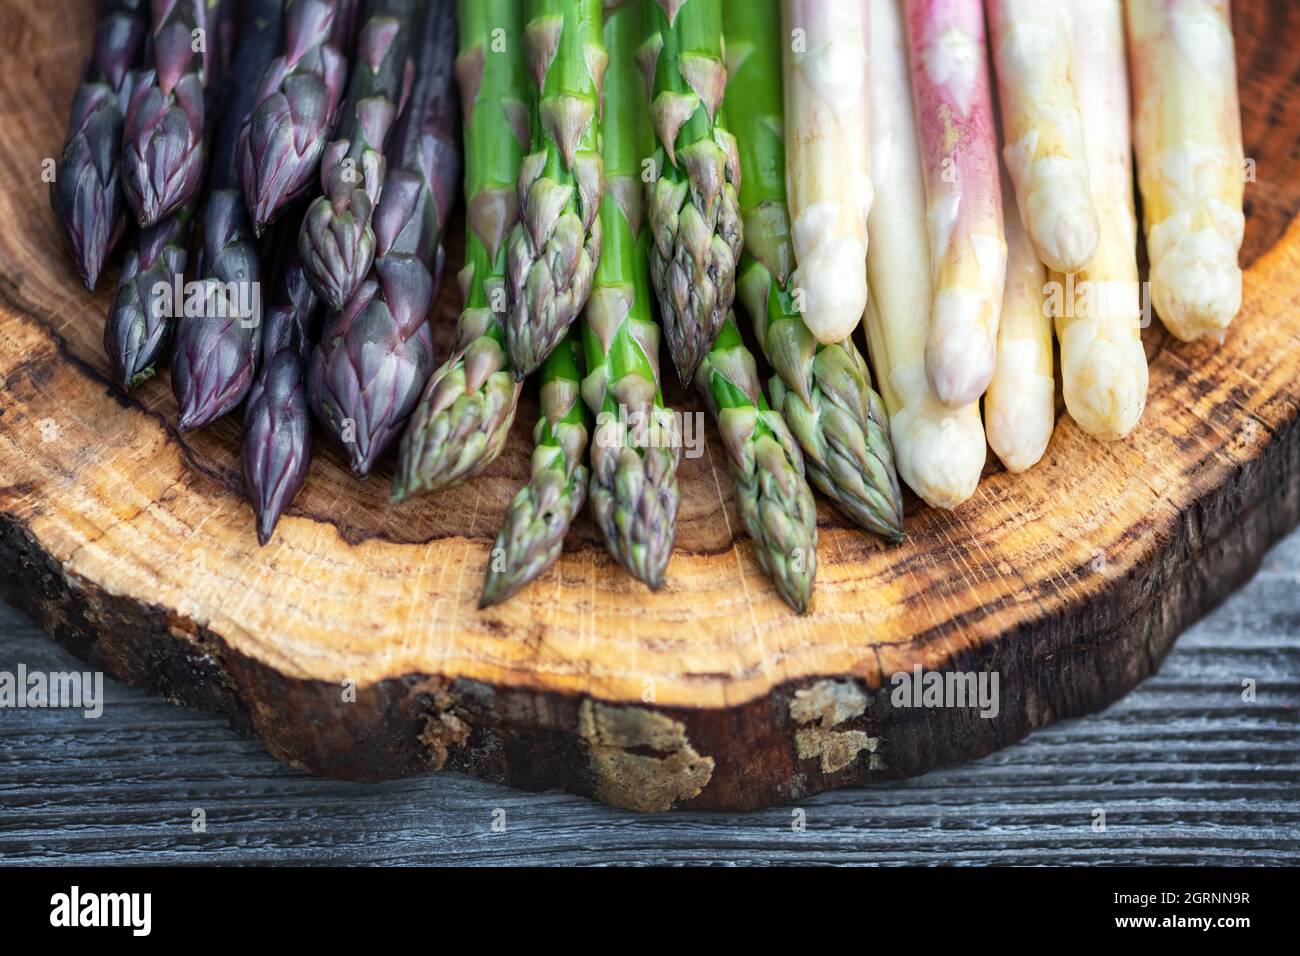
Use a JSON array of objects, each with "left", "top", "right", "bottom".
[{"left": 1, "top": 529, "right": 1297, "bottom": 865}]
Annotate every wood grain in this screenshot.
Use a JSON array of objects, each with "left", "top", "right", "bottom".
[
  {"left": 2, "top": 530, "right": 1296, "bottom": 863},
  {"left": 0, "top": 1, "right": 1298, "bottom": 811}
]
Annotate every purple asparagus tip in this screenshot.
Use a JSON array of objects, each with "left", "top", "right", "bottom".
[
  {"left": 243, "top": 350, "right": 312, "bottom": 545},
  {"left": 103, "top": 211, "right": 190, "bottom": 388},
  {"left": 305, "top": 274, "right": 435, "bottom": 479},
  {"left": 239, "top": 0, "right": 349, "bottom": 236},
  {"left": 120, "top": 28, "right": 207, "bottom": 228}
]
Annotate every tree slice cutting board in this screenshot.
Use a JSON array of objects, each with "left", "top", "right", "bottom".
[{"left": 2, "top": 2, "right": 1298, "bottom": 812}]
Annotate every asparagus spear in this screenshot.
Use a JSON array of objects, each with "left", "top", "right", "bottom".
[
  {"left": 1052, "top": 0, "right": 1147, "bottom": 441},
  {"left": 865, "top": 0, "right": 985, "bottom": 510},
  {"left": 103, "top": 205, "right": 194, "bottom": 387},
  {"left": 306, "top": 0, "right": 459, "bottom": 478},
  {"left": 504, "top": 0, "right": 607, "bottom": 379},
  {"left": 697, "top": 316, "right": 817, "bottom": 613},
  {"left": 580, "top": 0, "right": 680, "bottom": 589},
  {"left": 985, "top": 173, "right": 1054, "bottom": 473},
  {"left": 727, "top": 0, "right": 902, "bottom": 542},
  {"left": 121, "top": 0, "right": 220, "bottom": 228},
  {"left": 640, "top": 0, "right": 742, "bottom": 385},
  {"left": 904, "top": 0, "right": 1006, "bottom": 409},
  {"left": 299, "top": 0, "right": 419, "bottom": 311},
  {"left": 242, "top": 220, "right": 321, "bottom": 545},
  {"left": 239, "top": 0, "right": 355, "bottom": 236},
  {"left": 987, "top": 0, "right": 1098, "bottom": 274},
  {"left": 391, "top": 0, "right": 528, "bottom": 500},
  {"left": 50, "top": 0, "right": 149, "bottom": 291},
  {"left": 480, "top": 331, "right": 590, "bottom": 607},
  {"left": 171, "top": 0, "right": 285, "bottom": 431},
  {"left": 779, "top": 0, "right": 872, "bottom": 344},
  {"left": 1126, "top": 0, "right": 1244, "bottom": 342}
]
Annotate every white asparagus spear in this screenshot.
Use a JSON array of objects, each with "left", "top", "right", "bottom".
[
  {"left": 904, "top": 0, "right": 1007, "bottom": 409},
  {"left": 987, "top": 0, "right": 1098, "bottom": 273},
  {"left": 985, "top": 173, "right": 1054, "bottom": 473},
  {"left": 1126, "top": 0, "right": 1245, "bottom": 342},
  {"left": 781, "top": 0, "right": 872, "bottom": 344},
  {"left": 1052, "top": 0, "right": 1148, "bottom": 442},
  {"left": 866, "top": 0, "right": 985, "bottom": 509}
]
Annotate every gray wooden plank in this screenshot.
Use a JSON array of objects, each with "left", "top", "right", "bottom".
[{"left": 0, "top": 531, "right": 1297, "bottom": 866}]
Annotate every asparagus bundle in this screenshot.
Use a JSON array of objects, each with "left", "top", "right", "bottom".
[
  {"left": 121, "top": 0, "right": 221, "bottom": 228},
  {"left": 1127, "top": 0, "right": 1244, "bottom": 342},
  {"left": 307, "top": 0, "right": 459, "bottom": 478},
  {"left": 984, "top": 173, "right": 1054, "bottom": 473},
  {"left": 987, "top": 0, "right": 1098, "bottom": 274},
  {"left": 240, "top": 0, "right": 355, "bottom": 235},
  {"left": 299, "top": 0, "right": 419, "bottom": 311},
  {"left": 51, "top": 0, "right": 149, "bottom": 291},
  {"left": 172, "top": 0, "right": 285, "bottom": 431},
  {"left": 779, "top": 0, "right": 872, "bottom": 344},
  {"left": 242, "top": 220, "right": 321, "bottom": 545},
  {"left": 1052, "top": 0, "right": 1147, "bottom": 442},
  {"left": 697, "top": 317, "right": 818, "bottom": 614},
  {"left": 904, "top": 0, "right": 1006, "bottom": 409},
  {"left": 103, "top": 205, "right": 194, "bottom": 387},
  {"left": 866, "top": 0, "right": 985, "bottom": 510},
  {"left": 580, "top": 0, "right": 680, "bottom": 588},
  {"left": 504, "top": 0, "right": 607, "bottom": 379},
  {"left": 392, "top": 0, "right": 527, "bottom": 500},
  {"left": 640, "top": 0, "right": 742, "bottom": 385},
  {"left": 727, "top": 0, "right": 903, "bottom": 541},
  {"left": 480, "top": 331, "right": 590, "bottom": 607}
]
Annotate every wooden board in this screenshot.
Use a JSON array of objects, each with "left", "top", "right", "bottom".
[{"left": 1, "top": 1, "right": 1298, "bottom": 812}]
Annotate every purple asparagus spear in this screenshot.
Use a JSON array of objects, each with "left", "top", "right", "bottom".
[
  {"left": 306, "top": 0, "right": 459, "bottom": 477},
  {"left": 50, "top": 0, "right": 149, "bottom": 291},
  {"left": 120, "top": 0, "right": 220, "bottom": 228},
  {"left": 242, "top": 224, "right": 320, "bottom": 545},
  {"left": 298, "top": 0, "right": 419, "bottom": 311},
  {"left": 240, "top": 0, "right": 356, "bottom": 236},
  {"left": 171, "top": 0, "right": 286, "bottom": 429},
  {"left": 104, "top": 205, "right": 193, "bottom": 387}
]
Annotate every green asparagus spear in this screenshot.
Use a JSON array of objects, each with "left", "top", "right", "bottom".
[
  {"left": 579, "top": 0, "right": 680, "bottom": 589},
  {"left": 639, "top": 0, "right": 742, "bottom": 385},
  {"left": 724, "top": 0, "right": 903, "bottom": 542},
  {"left": 392, "top": 0, "right": 528, "bottom": 501},
  {"left": 480, "top": 330, "right": 590, "bottom": 607},
  {"left": 697, "top": 316, "right": 818, "bottom": 614},
  {"left": 504, "top": 0, "right": 606, "bottom": 378}
]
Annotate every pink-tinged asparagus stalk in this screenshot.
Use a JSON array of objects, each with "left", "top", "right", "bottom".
[
  {"left": 984, "top": 172, "right": 1054, "bottom": 472},
  {"left": 987, "top": 0, "right": 1097, "bottom": 275},
  {"left": 866, "top": 0, "right": 985, "bottom": 509},
  {"left": 780, "top": 0, "right": 871, "bottom": 344},
  {"left": 1126, "top": 0, "right": 1244, "bottom": 343},
  {"left": 1050, "top": 0, "right": 1147, "bottom": 442},
  {"left": 904, "top": 0, "right": 1006, "bottom": 409}
]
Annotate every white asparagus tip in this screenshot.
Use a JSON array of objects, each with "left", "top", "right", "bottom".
[
  {"left": 1151, "top": 232, "right": 1243, "bottom": 342},
  {"left": 1061, "top": 339, "right": 1149, "bottom": 442},
  {"left": 1029, "top": 185, "right": 1100, "bottom": 274},
  {"left": 892, "top": 407, "right": 986, "bottom": 509},
  {"left": 986, "top": 362, "right": 1054, "bottom": 474},
  {"left": 926, "top": 289, "right": 997, "bottom": 407},
  {"left": 792, "top": 243, "right": 869, "bottom": 344}
]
